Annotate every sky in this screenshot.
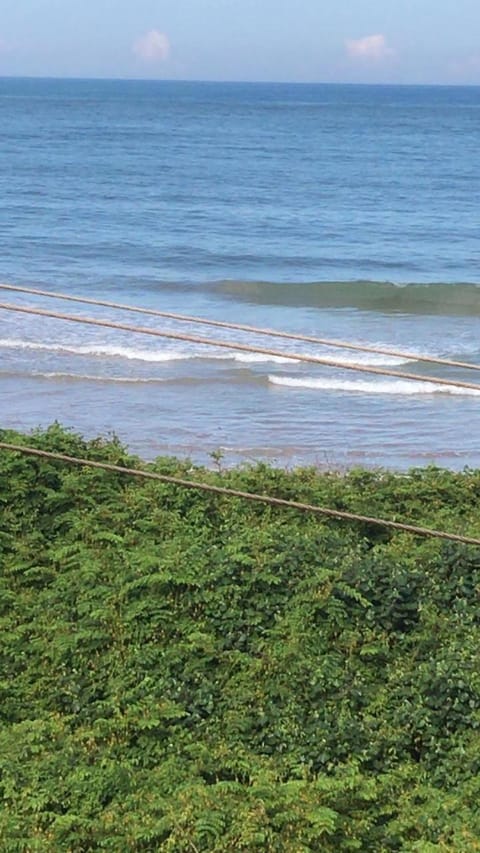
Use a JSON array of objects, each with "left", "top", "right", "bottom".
[{"left": 1, "top": 0, "right": 480, "bottom": 85}]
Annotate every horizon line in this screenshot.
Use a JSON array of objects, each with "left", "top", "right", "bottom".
[{"left": 1, "top": 73, "right": 480, "bottom": 89}]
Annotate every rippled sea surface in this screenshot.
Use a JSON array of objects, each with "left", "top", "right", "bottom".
[{"left": 1, "top": 78, "right": 479, "bottom": 468}]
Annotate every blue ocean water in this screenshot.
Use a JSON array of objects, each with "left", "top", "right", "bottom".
[{"left": 1, "top": 77, "right": 480, "bottom": 468}]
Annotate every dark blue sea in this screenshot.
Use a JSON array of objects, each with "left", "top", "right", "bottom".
[{"left": 1, "top": 77, "right": 480, "bottom": 468}]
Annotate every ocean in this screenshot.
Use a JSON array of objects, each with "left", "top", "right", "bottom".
[{"left": 1, "top": 77, "right": 479, "bottom": 469}]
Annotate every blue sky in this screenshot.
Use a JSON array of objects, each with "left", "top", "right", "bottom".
[{"left": 1, "top": 0, "right": 480, "bottom": 84}]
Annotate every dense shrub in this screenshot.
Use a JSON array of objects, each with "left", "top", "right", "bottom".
[{"left": 1, "top": 425, "right": 480, "bottom": 851}]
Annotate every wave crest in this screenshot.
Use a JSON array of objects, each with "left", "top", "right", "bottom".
[
  {"left": 268, "top": 375, "right": 480, "bottom": 396},
  {"left": 214, "top": 280, "right": 480, "bottom": 315}
]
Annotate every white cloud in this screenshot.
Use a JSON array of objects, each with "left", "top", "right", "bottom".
[
  {"left": 345, "top": 34, "right": 395, "bottom": 62},
  {"left": 133, "top": 30, "right": 170, "bottom": 63}
]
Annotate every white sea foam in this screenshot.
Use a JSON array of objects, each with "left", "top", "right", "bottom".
[
  {"left": 0, "top": 337, "right": 299, "bottom": 365},
  {"left": 231, "top": 352, "right": 298, "bottom": 364},
  {"left": 316, "top": 351, "right": 410, "bottom": 366},
  {"left": 232, "top": 351, "right": 411, "bottom": 365},
  {"left": 0, "top": 339, "right": 187, "bottom": 362},
  {"left": 209, "top": 346, "right": 446, "bottom": 368},
  {"left": 268, "top": 375, "right": 480, "bottom": 396},
  {"left": 0, "top": 336, "right": 475, "bottom": 371}
]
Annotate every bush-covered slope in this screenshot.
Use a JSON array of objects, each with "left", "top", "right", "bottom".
[{"left": 1, "top": 425, "right": 480, "bottom": 851}]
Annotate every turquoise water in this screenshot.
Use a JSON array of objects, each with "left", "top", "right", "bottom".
[{"left": 1, "top": 78, "right": 480, "bottom": 468}]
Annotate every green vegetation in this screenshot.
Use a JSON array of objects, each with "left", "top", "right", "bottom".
[{"left": 1, "top": 424, "right": 480, "bottom": 851}]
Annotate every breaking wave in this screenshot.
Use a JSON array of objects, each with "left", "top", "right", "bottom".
[
  {"left": 268, "top": 375, "right": 480, "bottom": 396},
  {"left": 0, "top": 337, "right": 424, "bottom": 367},
  {"left": 0, "top": 339, "right": 186, "bottom": 362}
]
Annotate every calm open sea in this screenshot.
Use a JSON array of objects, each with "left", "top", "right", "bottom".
[{"left": 1, "top": 77, "right": 479, "bottom": 468}]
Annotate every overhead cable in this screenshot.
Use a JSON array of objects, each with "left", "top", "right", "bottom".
[
  {"left": 1, "top": 441, "right": 480, "bottom": 545},
  {"left": 1, "top": 281, "right": 478, "bottom": 373},
  {"left": 1, "top": 300, "right": 480, "bottom": 392}
]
